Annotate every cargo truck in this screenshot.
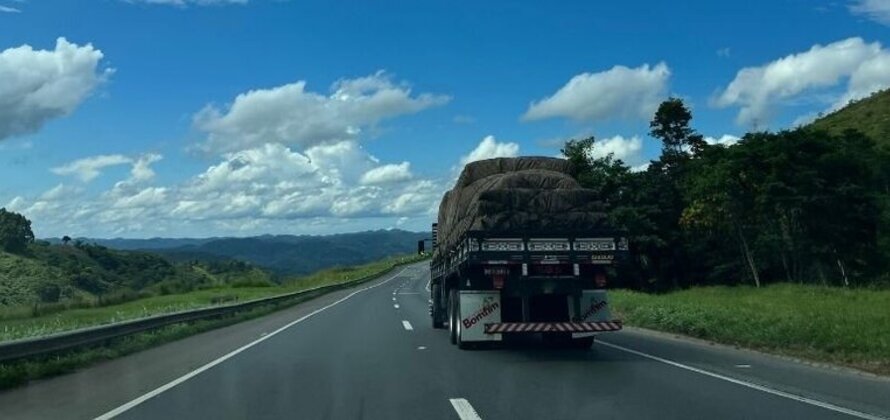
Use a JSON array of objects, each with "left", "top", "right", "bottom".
[{"left": 429, "top": 157, "right": 627, "bottom": 349}]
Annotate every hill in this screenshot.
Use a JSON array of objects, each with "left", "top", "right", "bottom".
[
  {"left": 150, "top": 230, "right": 428, "bottom": 275},
  {"left": 809, "top": 89, "right": 890, "bottom": 145},
  {"left": 0, "top": 242, "right": 272, "bottom": 307}
]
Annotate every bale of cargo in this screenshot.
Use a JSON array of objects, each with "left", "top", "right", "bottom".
[{"left": 435, "top": 157, "right": 606, "bottom": 257}]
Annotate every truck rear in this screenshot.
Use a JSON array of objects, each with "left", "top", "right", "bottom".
[{"left": 429, "top": 157, "right": 627, "bottom": 349}]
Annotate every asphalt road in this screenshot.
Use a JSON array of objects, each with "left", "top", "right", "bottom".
[{"left": 2, "top": 261, "right": 889, "bottom": 420}]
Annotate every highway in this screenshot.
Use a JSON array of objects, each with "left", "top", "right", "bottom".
[{"left": 1, "top": 261, "right": 889, "bottom": 420}]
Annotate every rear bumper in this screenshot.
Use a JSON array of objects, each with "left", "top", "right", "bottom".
[{"left": 484, "top": 320, "right": 622, "bottom": 334}]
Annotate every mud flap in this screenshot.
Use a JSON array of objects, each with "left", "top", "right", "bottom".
[
  {"left": 569, "top": 290, "right": 612, "bottom": 339},
  {"left": 458, "top": 291, "right": 502, "bottom": 342}
]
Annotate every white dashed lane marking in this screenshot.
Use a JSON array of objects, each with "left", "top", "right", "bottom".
[
  {"left": 449, "top": 398, "right": 483, "bottom": 420},
  {"left": 402, "top": 320, "right": 413, "bottom": 331}
]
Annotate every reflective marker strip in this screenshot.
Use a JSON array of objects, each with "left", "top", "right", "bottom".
[
  {"left": 449, "top": 398, "right": 483, "bottom": 420},
  {"left": 485, "top": 321, "right": 623, "bottom": 334}
]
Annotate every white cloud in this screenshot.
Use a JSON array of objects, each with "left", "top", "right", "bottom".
[
  {"left": 589, "top": 135, "right": 644, "bottom": 163},
  {"left": 460, "top": 135, "right": 520, "bottom": 165},
  {"left": 193, "top": 71, "right": 450, "bottom": 154},
  {"left": 51, "top": 154, "right": 132, "bottom": 182},
  {"left": 131, "top": 153, "right": 163, "bottom": 182},
  {"left": 850, "top": 0, "right": 890, "bottom": 25},
  {"left": 522, "top": 62, "right": 670, "bottom": 122},
  {"left": 0, "top": 38, "right": 110, "bottom": 141},
  {"left": 50, "top": 152, "right": 163, "bottom": 184},
  {"left": 704, "top": 134, "right": 741, "bottom": 146},
  {"left": 714, "top": 37, "right": 890, "bottom": 126},
  {"left": 0, "top": 5, "right": 21, "bottom": 13},
  {"left": 360, "top": 162, "right": 413, "bottom": 185}
]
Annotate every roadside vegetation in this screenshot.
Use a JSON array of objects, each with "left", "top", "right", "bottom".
[
  {"left": 0, "top": 253, "right": 426, "bottom": 388},
  {"left": 0, "top": 253, "right": 425, "bottom": 342},
  {"left": 611, "top": 285, "right": 890, "bottom": 375},
  {"left": 565, "top": 91, "right": 890, "bottom": 374}
]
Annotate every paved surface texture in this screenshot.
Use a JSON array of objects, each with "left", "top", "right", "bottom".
[{"left": 2, "top": 261, "right": 888, "bottom": 420}]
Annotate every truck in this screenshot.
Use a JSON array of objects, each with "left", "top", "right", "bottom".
[{"left": 429, "top": 157, "right": 627, "bottom": 349}]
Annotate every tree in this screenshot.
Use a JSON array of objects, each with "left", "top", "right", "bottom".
[
  {"left": 0, "top": 208, "right": 34, "bottom": 253},
  {"left": 649, "top": 97, "right": 707, "bottom": 161},
  {"left": 62, "top": 235, "right": 72, "bottom": 246}
]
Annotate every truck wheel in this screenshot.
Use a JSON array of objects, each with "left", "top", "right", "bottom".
[
  {"left": 431, "top": 284, "right": 445, "bottom": 329},
  {"left": 448, "top": 290, "right": 457, "bottom": 345},
  {"left": 455, "top": 292, "right": 470, "bottom": 350}
]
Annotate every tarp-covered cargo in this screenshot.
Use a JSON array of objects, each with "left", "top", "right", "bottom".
[{"left": 435, "top": 157, "right": 607, "bottom": 257}]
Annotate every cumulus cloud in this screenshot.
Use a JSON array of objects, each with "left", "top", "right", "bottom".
[
  {"left": 130, "top": 153, "right": 163, "bottom": 182},
  {"left": 193, "top": 71, "right": 450, "bottom": 154},
  {"left": 522, "top": 62, "right": 670, "bottom": 122},
  {"left": 51, "top": 154, "right": 132, "bottom": 182},
  {"left": 714, "top": 37, "right": 890, "bottom": 126},
  {"left": 850, "top": 0, "right": 890, "bottom": 25},
  {"left": 17, "top": 141, "right": 446, "bottom": 237},
  {"left": 460, "top": 135, "right": 520, "bottom": 165},
  {"left": 0, "top": 38, "right": 110, "bottom": 141},
  {"left": 589, "top": 135, "right": 644, "bottom": 163},
  {"left": 51, "top": 153, "right": 163, "bottom": 184},
  {"left": 360, "top": 162, "right": 413, "bottom": 185},
  {"left": 704, "top": 134, "right": 741, "bottom": 147}
]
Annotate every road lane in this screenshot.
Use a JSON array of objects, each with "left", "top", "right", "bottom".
[{"left": 2, "top": 261, "right": 888, "bottom": 420}]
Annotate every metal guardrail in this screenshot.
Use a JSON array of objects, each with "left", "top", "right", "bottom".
[{"left": 0, "top": 262, "right": 415, "bottom": 364}]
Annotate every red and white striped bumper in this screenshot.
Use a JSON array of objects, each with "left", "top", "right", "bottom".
[{"left": 484, "top": 320, "right": 622, "bottom": 334}]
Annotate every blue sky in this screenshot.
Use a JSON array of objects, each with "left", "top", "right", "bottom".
[{"left": 1, "top": 0, "right": 889, "bottom": 238}]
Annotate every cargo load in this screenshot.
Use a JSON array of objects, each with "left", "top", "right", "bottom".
[{"left": 434, "top": 157, "right": 608, "bottom": 257}]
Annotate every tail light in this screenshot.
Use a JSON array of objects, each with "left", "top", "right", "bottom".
[{"left": 484, "top": 266, "right": 509, "bottom": 289}]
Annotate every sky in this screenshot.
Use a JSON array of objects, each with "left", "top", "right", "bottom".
[{"left": 1, "top": 0, "right": 889, "bottom": 238}]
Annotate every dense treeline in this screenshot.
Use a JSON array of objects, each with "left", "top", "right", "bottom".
[{"left": 564, "top": 98, "right": 890, "bottom": 290}]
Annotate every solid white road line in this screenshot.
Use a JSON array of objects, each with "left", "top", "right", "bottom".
[
  {"left": 597, "top": 341, "right": 887, "bottom": 420},
  {"left": 402, "top": 320, "right": 413, "bottom": 331},
  {"left": 449, "top": 398, "right": 483, "bottom": 420},
  {"left": 95, "top": 267, "right": 410, "bottom": 420}
]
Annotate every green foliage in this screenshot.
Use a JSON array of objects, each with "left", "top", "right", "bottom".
[
  {"left": 0, "top": 253, "right": 427, "bottom": 341},
  {"left": 567, "top": 97, "right": 890, "bottom": 290},
  {"left": 809, "top": 88, "right": 890, "bottom": 147},
  {"left": 0, "top": 208, "right": 34, "bottom": 253},
  {"left": 612, "top": 285, "right": 890, "bottom": 374}
]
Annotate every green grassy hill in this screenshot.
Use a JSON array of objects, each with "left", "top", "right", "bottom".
[
  {"left": 0, "top": 242, "right": 273, "bottom": 308},
  {"left": 809, "top": 89, "right": 890, "bottom": 146}
]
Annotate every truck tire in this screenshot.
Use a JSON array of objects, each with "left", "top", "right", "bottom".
[
  {"left": 448, "top": 290, "right": 457, "bottom": 345},
  {"left": 431, "top": 284, "right": 445, "bottom": 329},
  {"left": 454, "top": 291, "right": 470, "bottom": 350}
]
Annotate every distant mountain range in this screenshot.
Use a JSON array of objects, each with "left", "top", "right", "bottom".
[{"left": 48, "top": 230, "right": 429, "bottom": 276}]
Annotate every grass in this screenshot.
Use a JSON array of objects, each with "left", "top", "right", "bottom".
[
  {"left": 0, "top": 254, "right": 427, "bottom": 342},
  {"left": 610, "top": 284, "right": 890, "bottom": 375},
  {"left": 0, "top": 253, "right": 427, "bottom": 389}
]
